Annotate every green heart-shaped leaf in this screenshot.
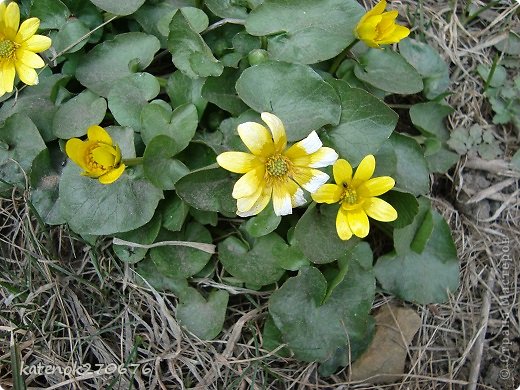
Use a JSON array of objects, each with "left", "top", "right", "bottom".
[
  {"left": 236, "top": 61, "right": 341, "bottom": 141},
  {"left": 218, "top": 233, "right": 289, "bottom": 286}
]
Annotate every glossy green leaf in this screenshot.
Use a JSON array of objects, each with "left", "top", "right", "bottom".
[
  {"left": 354, "top": 49, "right": 423, "bottom": 95},
  {"left": 243, "top": 203, "right": 281, "bottom": 237},
  {"left": 59, "top": 165, "right": 163, "bottom": 235},
  {"left": 113, "top": 213, "right": 162, "bottom": 264},
  {"left": 167, "top": 12, "right": 224, "bottom": 78},
  {"left": 53, "top": 90, "right": 107, "bottom": 138},
  {"left": 0, "top": 74, "right": 69, "bottom": 142},
  {"left": 218, "top": 233, "right": 288, "bottom": 286},
  {"left": 399, "top": 39, "right": 450, "bottom": 99},
  {"left": 375, "top": 134, "right": 430, "bottom": 196},
  {"left": 143, "top": 135, "right": 190, "bottom": 190},
  {"left": 149, "top": 222, "right": 213, "bottom": 278},
  {"left": 176, "top": 167, "right": 236, "bottom": 215},
  {"left": 51, "top": 18, "right": 90, "bottom": 54},
  {"left": 76, "top": 33, "right": 160, "bottom": 96},
  {"left": 262, "top": 315, "right": 291, "bottom": 357},
  {"left": 0, "top": 114, "right": 46, "bottom": 188},
  {"left": 30, "top": 0, "right": 70, "bottom": 29},
  {"left": 205, "top": 0, "right": 248, "bottom": 18},
  {"left": 141, "top": 103, "right": 198, "bottom": 149},
  {"left": 177, "top": 288, "right": 229, "bottom": 339},
  {"left": 88, "top": 0, "right": 145, "bottom": 15},
  {"left": 374, "top": 198, "right": 459, "bottom": 304},
  {"left": 202, "top": 68, "right": 249, "bottom": 116},
  {"left": 108, "top": 73, "right": 160, "bottom": 131},
  {"left": 29, "top": 146, "right": 66, "bottom": 225},
  {"left": 236, "top": 61, "right": 341, "bottom": 141},
  {"left": 166, "top": 71, "right": 207, "bottom": 117},
  {"left": 162, "top": 194, "right": 190, "bottom": 232},
  {"left": 324, "top": 80, "right": 397, "bottom": 165},
  {"left": 246, "top": 0, "right": 364, "bottom": 64},
  {"left": 269, "top": 259, "right": 375, "bottom": 362},
  {"left": 410, "top": 102, "right": 453, "bottom": 141},
  {"left": 294, "top": 204, "right": 358, "bottom": 264}
]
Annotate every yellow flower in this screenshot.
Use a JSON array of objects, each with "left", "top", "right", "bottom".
[
  {"left": 65, "top": 125, "right": 126, "bottom": 185},
  {"left": 217, "top": 112, "right": 338, "bottom": 217},
  {"left": 0, "top": 2, "right": 51, "bottom": 96},
  {"left": 355, "top": 0, "right": 410, "bottom": 48},
  {"left": 312, "top": 155, "right": 397, "bottom": 240}
]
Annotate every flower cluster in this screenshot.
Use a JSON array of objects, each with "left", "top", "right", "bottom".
[
  {"left": 0, "top": 2, "right": 51, "bottom": 96},
  {"left": 217, "top": 113, "right": 397, "bottom": 240}
]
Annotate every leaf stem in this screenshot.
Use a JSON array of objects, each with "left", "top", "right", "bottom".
[{"left": 328, "top": 39, "right": 359, "bottom": 75}]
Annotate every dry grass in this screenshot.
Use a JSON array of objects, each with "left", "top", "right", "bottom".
[{"left": 1, "top": 1, "right": 519, "bottom": 389}]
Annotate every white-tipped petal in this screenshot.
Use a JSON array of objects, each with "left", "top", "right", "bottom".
[
  {"left": 292, "top": 167, "right": 330, "bottom": 193},
  {"left": 272, "top": 185, "right": 292, "bottom": 216}
]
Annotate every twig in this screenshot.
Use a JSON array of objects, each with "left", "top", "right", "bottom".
[
  {"left": 466, "top": 178, "right": 516, "bottom": 204},
  {"left": 463, "top": 158, "right": 520, "bottom": 177},
  {"left": 112, "top": 238, "right": 216, "bottom": 254},
  {"left": 468, "top": 270, "right": 495, "bottom": 390}
]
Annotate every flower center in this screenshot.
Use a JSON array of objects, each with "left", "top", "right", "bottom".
[
  {"left": 342, "top": 186, "right": 358, "bottom": 205},
  {"left": 86, "top": 144, "right": 111, "bottom": 171},
  {"left": 0, "top": 39, "right": 17, "bottom": 59},
  {"left": 266, "top": 154, "right": 289, "bottom": 177}
]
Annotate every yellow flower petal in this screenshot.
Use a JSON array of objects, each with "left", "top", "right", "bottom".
[
  {"left": 366, "top": 0, "right": 387, "bottom": 18},
  {"left": 311, "top": 184, "right": 343, "bottom": 204},
  {"left": 333, "top": 159, "right": 353, "bottom": 186},
  {"left": 284, "top": 131, "right": 323, "bottom": 161},
  {"left": 99, "top": 164, "right": 126, "bottom": 184},
  {"left": 379, "top": 25, "right": 410, "bottom": 44},
  {"left": 261, "top": 112, "right": 286, "bottom": 153},
  {"left": 237, "top": 184, "right": 264, "bottom": 213},
  {"left": 378, "top": 10, "right": 398, "bottom": 35},
  {"left": 288, "top": 147, "right": 338, "bottom": 168},
  {"left": 356, "top": 14, "right": 382, "bottom": 42},
  {"left": 16, "top": 49, "right": 45, "bottom": 68},
  {"left": 272, "top": 183, "right": 293, "bottom": 216},
  {"left": 1, "top": 62, "right": 15, "bottom": 92},
  {"left": 65, "top": 138, "right": 90, "bottom": 170},
  {"left": 357, "top": 176, "right": 395, "bottom": 197},
  {"left": 364, "top": 197, "right": 397, "bottom": 222},
  {"left": 237, "top": 121, "right": 275, "bottom": 157},
  {"left": 21, "top": 35, "right": 52, "bottom": 52},
  {"left": 4, "top": 2, "right": 20, "bottom": 40},
  {"left": 347, "top": 208, "right": 370, "bottom": 238},
  {"left": 336, "top": 207, "right": 353, "bottom": 240},
  {"left": 232, "top": 165, "right": 265, "bottom": 199},
  {"left": 114, "top": 145, "right": 122, "bottom": 165},
  {"left": 15, "top": 17, "right": 39, "bottom": 43},
  {"left": 0, "top": 4, "right": 6, "bottom": 25},
  {"left": 237, "top": 185, "right": 272, "bottom": 217},
  {"left": 87, "top": 125, "right": 113, "bottom": 145},
  {"left": 14, "top": 61, "right": 38, "bottom": 85},
  {"left": 291, "top": 166, "right": 329, "bottom": 193},
  {"left": 216, "top": 152, "right": 260, "bottom": 173},
  {"left": 91, "top": 145, "right": 117, "bottom": 167},
  {"left": 351, "top": 154, "right": 375, "bottom": 187},
  {"left": 286, "top": 179, "right": 307, "bottom": 207}
]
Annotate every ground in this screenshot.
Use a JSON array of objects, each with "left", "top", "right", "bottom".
[{"left": 0, "top": 1, "right": 519, "bottom": 389}]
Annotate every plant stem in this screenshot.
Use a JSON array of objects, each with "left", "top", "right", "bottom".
[
  {"left": 122, "top": 157, "right": 144, "bottom": 166},
  {"left": 328, "top": 39, "right": 359, "bottom": 75}
]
